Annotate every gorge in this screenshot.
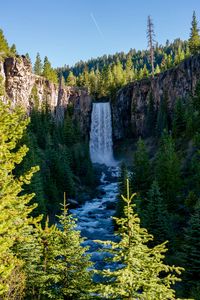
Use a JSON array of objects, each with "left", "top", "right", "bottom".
[{"left": 1, "top": 54, "right": 200, "bottom": 143}]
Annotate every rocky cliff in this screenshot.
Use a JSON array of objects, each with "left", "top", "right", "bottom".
[
  {"left": 2, "top": 54, "right": 200, "bottom": 142},
  {"left": 1, "top": 56, "right": 92, "bottom": 137},
  {"left": 112, "top": 54, "right": 200, "bottom": 140}
]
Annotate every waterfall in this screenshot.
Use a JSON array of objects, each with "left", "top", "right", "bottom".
[{"left": 89, "top": 102, "right": 115, "bottom": 165}]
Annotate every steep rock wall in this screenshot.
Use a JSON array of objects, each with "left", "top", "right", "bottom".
[
  {"left": 112, "top": 54, "right": 200, "bottom": 140},
  {"left": 3, "top": 56, "right": 92, "bottom": 137}
]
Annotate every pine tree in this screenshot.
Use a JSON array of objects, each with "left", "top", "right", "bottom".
[
  {"left": 116, "top": 162, "right": 129, "bottom": 218},
  {"left": 142, "top": 64, "right": 149, "bottom": 78},
  {"left": 34, "top": 53, "right": 43, "bottom": 76},
  {"left": 25, "top": 53, "right": 31, "bottom": 64},
  {"left": 155, "top": 64, "right": 161, "bottom": 75},
  {"left": 174, "top": 46, "right": 185, "bottom": 64},
  {"left": 17, "top": 195, "right": 93, "bottom": 300},
  {"left": 66, "top": 71, "right": 76, "bottom": 86},
  {"left": 125, "top": 56, "right": 134, "bottom": 83},
  {"left": 132, "top": 138, "right": 151, "bottom": 197},
  {"left": 0, "top": 100, "right": 39, "bottom": 297},
  {"left": 155, "top": 131, "right": 181, "bottom": 211},
  {"left": 43, "top": 56, "right": 58, "bottom": 84},
  {"left": 112, "top": 59, "right": 125, "bottom": 88},
  {"left": 0, "top": 29, "right": 10, "bottom": 58},
  {"left": 96, "top": 180, "right": 185, "bottom": 300},
  {"left": 10, "top": 44, "right": 17, "bottom": 56},
  {"left": 147, "top": 15, "right": 155, "bottom": 77},
  {"left": 172, "top": 99, "right": 186, "bottom": 138},
  {"left": 54, "top": 194, "right": 93, "bottom": 299},
  {"left": 145, "top": 180, "right": 172, "bottom": 245},
  {"left": 188, "top": 11, "right": 200, "bottom": 55},
  {"left": 183, "top": 201, "right": 200, "bottom": 299}
]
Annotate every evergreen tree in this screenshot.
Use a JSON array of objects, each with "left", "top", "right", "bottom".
[
  {"left": 116, "top": 162, "right": 129, "bottom": 218},
  {"left": 10, "top": 43, "right": 17, "bottom": 56},
  {"left": 188, "top": 11, "right": 200, "bottom": 55},
  {"left": 25, "top": 53, "right": 31, "bottom": 64},
  {"left": 17, "top": 196, "right": 92, "bottom": 300},
  {"left": 0, "top": 28, "right": 10, "bottom": 58},
  {"left": 96, "top": 180, "right": 185, "bottom": 300},
  {"left": 145, "top": 180, "right": 172, "bottom": 245},
  {"left": 183, "top": 201, "right": 200, "bottom": 299},
  {"left": 172, "top": 99, "right": 186, "bottom": 138},
  {"left": 54, "top": 195, "right": 93, "bottom": 299},
  {"left": 147, "top": 15, "right": 155, "bottom": 77},
  {"left": 132, "top": 138, "right": 151, "bottom": 197},
  {"left": 155, "top": 64, "right": 161, "bottom": 74},
  {"left": 174, "top": 46, "right": 185, "bottom": 64},
  {"left": 34, "top": 53, "right": 43, "bottom": 76},
  {"left": 125, "top": 56, "right": 134, "bottom": 82},
  {"left": 112, "top": 59, "right": 125, "bottom": 88},
  {"left": 66, "top": 71, "right": 76, "bottom": 86},
  {"left": 0, "top": 100, "right": 39, "bottom": 297},
  {"left": 43, "top": 56, "right": 58, "bottom": 84},
  {"left": 155, "top": 131, "right": 181, "bottom": 211},
  {"left": 142, "top": 64, "right": 149, "bottom": 78}
]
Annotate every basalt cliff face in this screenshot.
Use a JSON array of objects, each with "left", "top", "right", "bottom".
[
  {"left": 2, "top": 54, "right": 200, "bottom": 142},
  {"left": 112, "top": 54, "right": 200, "bottom": 140},
  {"left": 1, "top": 56, "right": 92, "bottom": 137}
]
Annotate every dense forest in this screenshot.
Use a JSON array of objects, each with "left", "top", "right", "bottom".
[{"left": 0, "top": 10, "right": 200, "bottom": 300}]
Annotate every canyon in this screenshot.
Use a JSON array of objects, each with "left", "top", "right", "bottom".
[{"left": 1, "top": 54, "right": 200, "bottom": 141}]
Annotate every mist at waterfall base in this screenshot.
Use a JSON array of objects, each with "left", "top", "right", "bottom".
[{"left": 89, "top": 102, "right": 116, "bottom": 166}]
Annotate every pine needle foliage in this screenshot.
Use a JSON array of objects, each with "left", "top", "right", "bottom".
[{"left": 95, "top": 180, "right": 188, "bottom": 300}]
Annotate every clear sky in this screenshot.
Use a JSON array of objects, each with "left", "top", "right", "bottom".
[{"left": 1, "top": 0, "right": 200, "bottom": 67}]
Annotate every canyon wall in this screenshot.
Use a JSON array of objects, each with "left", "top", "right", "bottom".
[
  {"left": 2, "top": 54, "right": 200, "bottom": 142},
  {"left": 112, "top": 54, "right": 200, "bottom": 140},
  {"left": 2, "top": 56, "right": 92, "bottom": 137}
]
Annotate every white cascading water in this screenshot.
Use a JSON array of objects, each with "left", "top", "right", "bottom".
[{"left": 89, "top": 102, "right": 115, "bottom": 165}]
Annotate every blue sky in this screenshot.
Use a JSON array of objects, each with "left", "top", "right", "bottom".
[{"left": 1, "top": 0, "right": 200, "bottom": 67}]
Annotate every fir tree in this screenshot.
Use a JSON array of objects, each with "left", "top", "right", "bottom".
[
  {"left": 172, "top": 99, "right": 186, "bottom": 138},
  {"left": 10, "top": 43, "right": 17, "bottom": 56},
  {"left": 132, "top": 138, "right": 151, "bottom": 197},
  {"left": 116, "top": 162, "right": 129, "bottom": 218},
  {"left": 174, "top": 46, "right": 185, "bottom": 64},
  {"left": 183, "top": 201, "right": 200, "bottom": 299},
  {"left": 155, "top": 131, "right": 181, "bottom": 211},
  {"left": 125, "top": 56, "right": 134, "bottom": 82},
  {"left": 0, "top": 29, "right": 10, "bottom": 58},
  {"left": 54, "top": 194, "right": 93, "bottom": 299},
  {"left": 147, "top": 15, "right": 155, "bottom": 77},
  {"left": 43, "top": 56, "right": 58, "bottom": 84},
  {"left": 188, "top": 11, "right": 200, "bottom": 55},
  {"left": 96, "top": 180, "right": 185, "bottom": 300},
  {"left": 34, "top": 53, "right": 43, "bottom": 76},
  {"left": 145, "top": 180, "right": 172, "bottom": 245},
  {"left": 66, "top": 71, "right": 76, "bottom": 86},
  {"left": 155, "top": 64, "right": 161, "bottom": 75},
  {"left": 25, "top": 53, "right": 31, "bottom": 64},
  {"left": 0, "top": 100, "right": 39, "bottom": 297}
]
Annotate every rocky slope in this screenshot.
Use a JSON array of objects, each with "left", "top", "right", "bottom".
[
  {"left": 1, "top": 56, "right": 92, "bottom": 137},
  {"left": 112, "top": 54, "right": 200, "bottom": 140}
]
